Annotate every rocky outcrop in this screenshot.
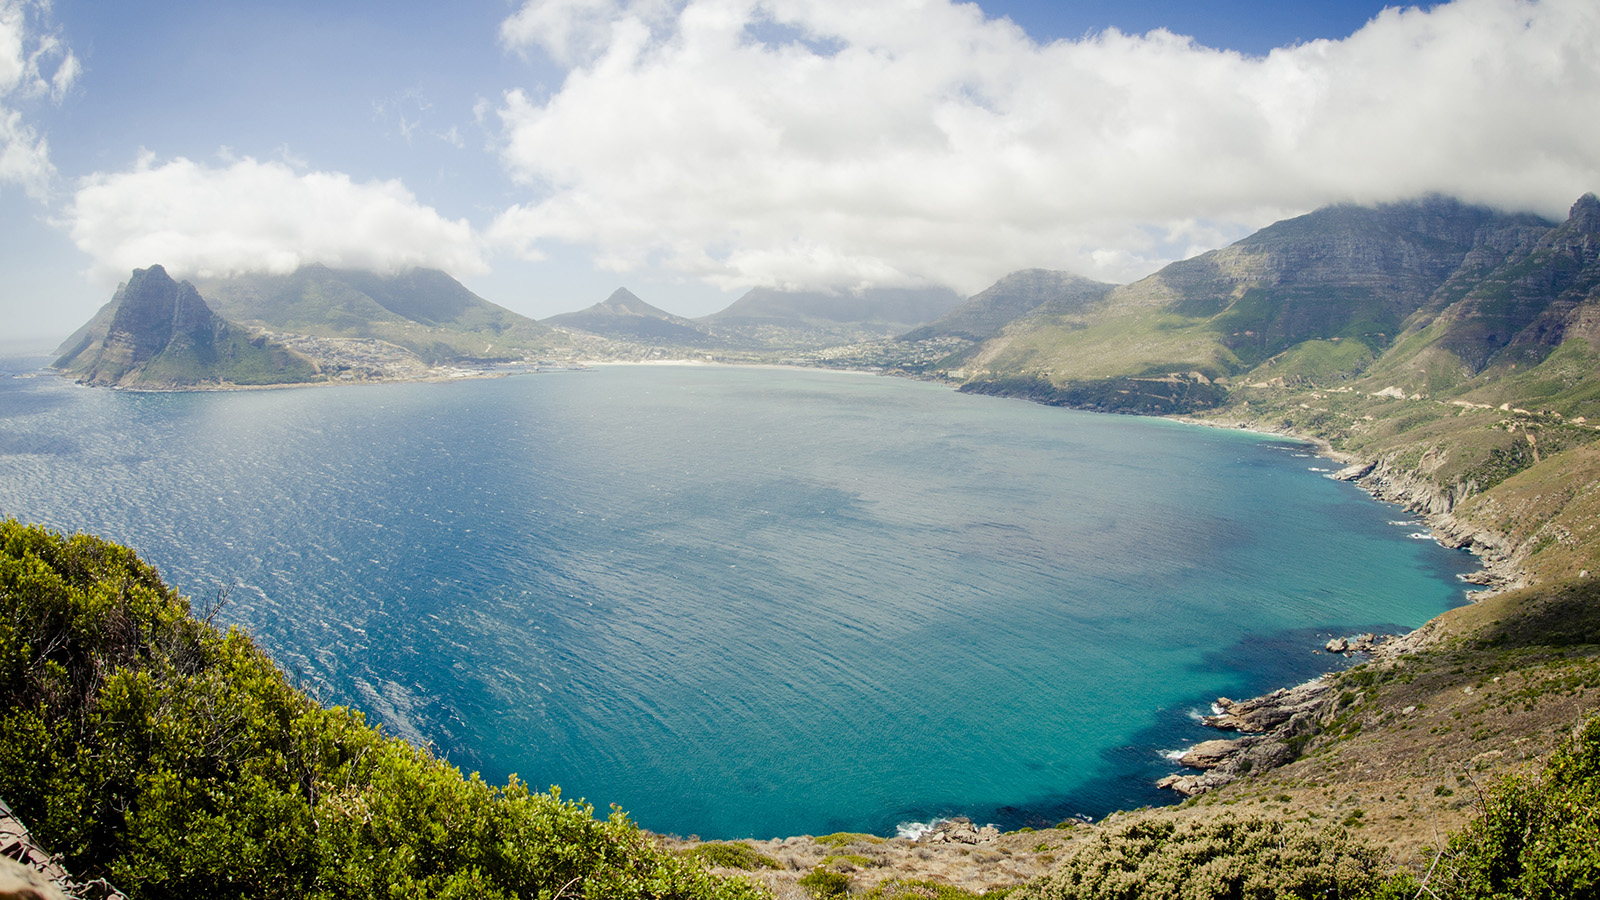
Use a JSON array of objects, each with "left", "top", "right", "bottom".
[
  {"left": 1157, "top": 629, "right": 1445, "bottom": 798},
  {"left": 914, "top": 817, "right": 1001, "bottom": 845},
  {"left": 1157, "top": 676, "right": 1339, "bottom": 797}
]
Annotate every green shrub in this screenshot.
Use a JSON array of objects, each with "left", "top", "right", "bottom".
[
  {"left": 861, "top": 877, "right": 991, "bottom": 899},
  {"left": 0, "top": 520, "right": 764, "bottom": 900},
  {"left": 814, "top": 832, "right": 883, "bottom": 847},
  {"left": 1409, "top": 713, "right": 1600, "bottom": 899},
  {"left": 1007, "top": 814, "right": 1388, "bottom": 900},
  {"left": 798, "top": 867, "right": 851, "bottom": 898},
  {"left": 685, "top": 841, "right": 782, "bottom": 871}
]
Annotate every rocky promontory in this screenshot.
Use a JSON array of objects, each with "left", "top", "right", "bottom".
[{"left": 53, "top": 266, "right": 320, "bottom": 389}]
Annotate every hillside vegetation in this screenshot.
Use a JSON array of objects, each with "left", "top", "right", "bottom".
[
  {"left": 0, "top": 520, "right": 760, "bottom": 900},
  {"left": 197, "top": 265, "right": 567, "bottom": 364}
]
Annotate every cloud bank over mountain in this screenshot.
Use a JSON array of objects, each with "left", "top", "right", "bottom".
[
  {"left": 68, "top": 155, "right": 487, "bottom": 283},
  {"left": 489, "top": 0, "right": 1600, "bottom": 292}
]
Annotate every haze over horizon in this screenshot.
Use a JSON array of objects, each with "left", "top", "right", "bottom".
[{"left": 2, "top": 0, "right": 1599, "bottom": 341}]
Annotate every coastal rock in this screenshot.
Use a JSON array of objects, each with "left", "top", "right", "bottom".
[
  {"left": 1325, "top": 637, "right": 1349, "bottom": 653},
  {"left": 915, "top": 817, "right": 1001, "bottom": 846},
  {"left": 1161, "top": 676, "right": 1343, "bottom": 797},
  {"left": 1154, "top": 774, "right": 1209, "bottom": 797},
  {"left": 1179, "top": 739, "right": 1242, "bottom": 769},
  {"left": 1203, "top": 680, "right": 1332, "bottom": 733},
  {"left": 1345, "top": 452, "right": 1524, "bottom": 592}
]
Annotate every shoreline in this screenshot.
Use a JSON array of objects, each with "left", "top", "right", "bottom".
[{"left": 1145, "top": 410, "right": 1531, "bottom": 799}]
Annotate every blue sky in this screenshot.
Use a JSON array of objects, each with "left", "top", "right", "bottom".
[{"left": 3, "top": 0, "right": 1599, "bottom": 343}]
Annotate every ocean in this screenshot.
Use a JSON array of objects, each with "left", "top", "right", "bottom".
[{"left": 0, "top": 360, "right": 1478, "bottom": 839}]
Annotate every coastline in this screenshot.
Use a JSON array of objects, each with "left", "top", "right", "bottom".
[
  {"left": 1145, "top": 410, "right": 1531, "bottom": 799},
  {"left": 1168, "top": 411, "right": 1527, "bottom": 596}
]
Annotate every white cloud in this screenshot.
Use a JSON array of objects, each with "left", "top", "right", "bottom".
[
  {"left": 67, "top": 155, "right": 487, "bottom": 284},
  {"left": 0, "top": 0, "right": 77, "bottom": 200},
  {"left": 490, "top": 0, "right": 1600, "bottom": 293}
]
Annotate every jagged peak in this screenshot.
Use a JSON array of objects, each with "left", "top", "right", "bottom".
[{"left": 1568, "top": 192, "right": 1600, "bottom": 229}]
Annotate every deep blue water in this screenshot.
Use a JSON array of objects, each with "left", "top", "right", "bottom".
[{"left": 0, "top": 360, "right": 1477, "bottom": 838}]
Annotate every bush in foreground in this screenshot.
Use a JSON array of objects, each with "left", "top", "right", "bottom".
[
  {"left": 1404, "top": 713, "right": 1600, "bottom": 899},
  {"left": 1008, "top": 814, "right": 1389, "bottom": 900},
  {"left": 0, "top": 520, "right": 763, "bottom": 900}
]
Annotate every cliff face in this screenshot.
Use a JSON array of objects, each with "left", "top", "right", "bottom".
[
  {"left": 1399, "top": 193, "right": 1600, "bottom": 377},
  {"left": 961, "top": 197, "right": 1560, "bottom": 388},
  {"left": 53, "top": 265, "right": 320, "bottom": 388}
]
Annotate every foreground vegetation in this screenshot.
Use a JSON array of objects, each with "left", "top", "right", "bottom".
[
  {"left": 7, "top": 512, "right": 1600, "bottom": 898},
  {"left": 0, "top": 519, "right": 760, "bottom": 900}
]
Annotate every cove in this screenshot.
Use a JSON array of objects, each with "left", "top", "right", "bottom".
[{"left": 0, "top": 362, "right": 1479, "bottom": 839}]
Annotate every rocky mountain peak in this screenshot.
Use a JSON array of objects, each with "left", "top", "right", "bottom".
[
  {"left": 106, "top": 265, "right": 217, "bottom": 359},
  {"left": 1567, "top": 192, "right": 1600, "bottom": 232}
]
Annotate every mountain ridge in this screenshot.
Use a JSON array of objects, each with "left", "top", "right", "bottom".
[{"left": 196, "top": 265, "right": 566, "bottom": 364}]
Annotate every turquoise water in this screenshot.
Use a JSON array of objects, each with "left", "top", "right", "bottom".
[{"left": 0, "top": 361, "right": 1476, "bottom": 838}]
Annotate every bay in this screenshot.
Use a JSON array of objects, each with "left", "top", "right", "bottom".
[{"left": 0, "top": 360, "right": 1477, "bottom": 838}]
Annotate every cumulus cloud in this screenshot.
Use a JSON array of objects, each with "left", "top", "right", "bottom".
[
  {"left": 0, "top": 0, "right": 78, "bottom": 200},
  {"left": 490, "top": 0, "right": 1600, "bottom": 293},
  {"left": 68, "top": 155, "right": 487, "bottom": 283}
]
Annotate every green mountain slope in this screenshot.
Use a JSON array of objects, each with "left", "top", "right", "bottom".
[
  {"left": 898, "top": 269, "right": 1116, "bottom": 343},
  {"left": 1363, "top": 193, "right": 1600, "bottom": 401},
  {"left": 960, "top": 198, "right": 1554, "bottom": 392},
  {"left": 197, "top": 265, "right": 566, "bottom": 364},
  {"left": 52, "top": 265, "right": 321, "bottom": 388}
]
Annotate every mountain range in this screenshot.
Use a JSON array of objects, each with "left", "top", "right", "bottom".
[
  {"left": 32, "top": 190, "right": 1600, "bottom": 897},
  {"left": 542, "top": 284, "right": 967, "bottom": 350},
  {"left": 955, "top": 195, "right": 1600, "bottom": 419}
]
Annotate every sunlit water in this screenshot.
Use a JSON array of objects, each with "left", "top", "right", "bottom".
[{"left": 0, "top": 360, "right": 1477, "bottom": 838}]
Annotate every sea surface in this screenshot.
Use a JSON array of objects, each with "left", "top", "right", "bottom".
[{"left": 0, "top": 360, "right": 1479, "bottom": 839}]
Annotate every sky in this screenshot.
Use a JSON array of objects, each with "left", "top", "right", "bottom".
[{"left": 3, "top": 0, "right": 1599, "bottom": 344}]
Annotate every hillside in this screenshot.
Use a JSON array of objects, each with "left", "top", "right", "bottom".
[
  {"left": 52, "top": 265, "right": 321, "bottom": 388},
  {"left": 0, "top": 520, "right": 762, "bottom": 900},
  {"left": 955, "top": 197, "right": 1557, "bottom": 396},
  {"left": 197, "top": 265, "right": 568, "bottom": 364},
  {"left": 545, "top": 288, "right": 720, "bottom": 347}
]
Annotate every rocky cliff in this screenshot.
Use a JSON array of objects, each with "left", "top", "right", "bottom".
[{"left": 53, "top": 266, "right": 320, "bottom": 388}]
